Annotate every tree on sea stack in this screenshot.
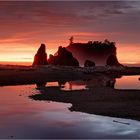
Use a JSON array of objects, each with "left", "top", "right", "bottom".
[
  {"left": 69, "top": 36, "right": 74, "bottom": 45},
  {"left": 32, "top": 44, "right": 48, "bottom": 66}
]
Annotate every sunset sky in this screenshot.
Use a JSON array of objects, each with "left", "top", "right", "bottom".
[{"left": 0, "top": 1, "right": 140, "bottom": 64}]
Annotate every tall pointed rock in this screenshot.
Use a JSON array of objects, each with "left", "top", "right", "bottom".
[{"left": 32, "top": 44, "right": 48, "bottom": 66}]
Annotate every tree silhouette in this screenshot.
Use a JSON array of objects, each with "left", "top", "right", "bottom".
[{"left": 69, "top": 36, "right": 74, "bottom": 45}]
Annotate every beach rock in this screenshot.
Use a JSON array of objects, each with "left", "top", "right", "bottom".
[
  {"left": 84, "top": 60, "right": 95, "bottom": 67},
  {"left": 32, "top": 44, "right": 48, "bottom": 66},
  {"left": 48, "top": 46, "right": 79, "bottom": 66},
  {"left": 106, "top": 54, "right": 123, "bottom": 67}
]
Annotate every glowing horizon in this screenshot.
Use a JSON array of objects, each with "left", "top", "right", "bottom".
[{"left": 0, "top": 41, "right": 140, "bottom": 65}]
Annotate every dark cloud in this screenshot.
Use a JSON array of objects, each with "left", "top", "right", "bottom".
[{"left": 0, "top": 1, "right": 140, "bottom": 44}]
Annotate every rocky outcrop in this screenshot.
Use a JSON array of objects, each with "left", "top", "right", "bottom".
[
  {"left": 32, "top": 44, "right": 48, "bottom": 66},
  {"left": 106, "top": 54, "right": 123, "bottom": 67},
  {"left": 66, "top": 40, "right": 117, "bottom": 66},
  {"left": 48, "top": 46, "right": 79, "bottom": 66},
  {"left": 84, "top": 60, "right": 95, "bottom": 67}
]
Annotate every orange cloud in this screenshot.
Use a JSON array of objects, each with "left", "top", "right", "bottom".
[{"left": 117, "top": 43, "right": 140, "bottom": 64}]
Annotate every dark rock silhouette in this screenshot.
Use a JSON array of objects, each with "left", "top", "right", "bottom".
[
  {"left": 66, "top": 39, "right": 117, "bottom": 66},
  {"left": 106, "top": 54, "right": 123, "bottom": 67},
  {"left": 48, "top": 46, "right": 79, "bottom": 66},
  {"left": 84, "top": 60, "right": 95, "bottom": 67},
  {"left": 32, "top": 44, "right": 48, "bottom": 66},
  {"left": 48, "top": 54, "right": 55, "bottom": 65}
]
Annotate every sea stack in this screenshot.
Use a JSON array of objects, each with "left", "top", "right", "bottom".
[
  {"left": 48, "top": 46, "right": 79, "bottom": 66},
  {"left": 106, "top": 54, "right": 123, "bottom": 67},
  {"left": 32, "top": 44, "right": 48, "bottom": 66},
  {"left": 66, "top": 39, "right": 116, "bottom": 66}
]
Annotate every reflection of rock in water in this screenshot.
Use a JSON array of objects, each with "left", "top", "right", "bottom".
[
  {"left": 36, "top": 82, "right": 47, "bottom": 88},
  {"left": 78, "top": 75, "right": 116, "bottom": 88},
  {"left": 30, "top": 75, "right": 140, "bottom": 121},
  {"left": 30, "top": 82, "right": 140, "bottom": 121},
  {"left": 67, "top": 80, "right": 87, "bottom": 91},
  {"left": 36, "top": 81, "right": 67, "bottom": 89},
  {"left": 35, "top": 74, "right": 116, "bottom": 91},
  {"left": 103, "top": 78, "right": 116, "bottom": 88},
  {"left": 58, "top": 81, "right": 66, "bottom": 87}
]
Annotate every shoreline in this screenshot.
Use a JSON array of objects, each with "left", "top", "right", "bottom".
[
  {"left": 30, "top": 86, "right": 140, "bottom": 121},
  {"left": 0, "top": 65, "right": 140, "bottom": 86}
]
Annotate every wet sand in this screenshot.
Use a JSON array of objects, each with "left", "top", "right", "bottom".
[{"left": 30, "top": 86, "right": 140, "bottom": 121}]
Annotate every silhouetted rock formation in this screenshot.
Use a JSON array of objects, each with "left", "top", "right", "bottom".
[
  {"left": 84, "top": 60, "right": 95, "bottom": 67},
  {"left": 32, "top": 44, "right": 48, "bottom": 66},
  {"left": 48, "top": 46, "right": 79, "bottom": 66},
  {"left": 66, "top": 39, "right": 117, "bottom": 66},
  {"left": 106, "top": 54, "right": 123, "bottom": 67},
  {"left": 48, "top": 54, "right": 55, "bottom": 65}
]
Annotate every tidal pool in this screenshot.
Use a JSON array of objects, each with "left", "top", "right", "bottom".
[{"left": 0, "top": 76, "right": 140, "bottom": 138}]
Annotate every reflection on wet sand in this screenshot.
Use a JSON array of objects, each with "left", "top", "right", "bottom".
[
  {"left": 36, "top": 74, "right": 116, "bottom": 89},
  {"left": 30, "top": 75, "right": 140, "bottom": 121}
]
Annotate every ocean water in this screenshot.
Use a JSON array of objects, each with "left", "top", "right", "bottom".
[
  {"left": 115, "top": 75, "right": 140, "bottom": 89},
  {"left": 0, "top": 76, "right": 140, "bottom": 138}
]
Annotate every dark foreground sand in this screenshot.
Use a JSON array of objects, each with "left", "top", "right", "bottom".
[
  {"left": 0, "top": 65, "right": 85, "bottom": 86},
  {"left": 0, "top": 65, "right": 140, "bottom": 86}
]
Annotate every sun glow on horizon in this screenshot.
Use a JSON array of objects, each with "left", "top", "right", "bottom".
[
  {"left": 0, "top": 42, "right": 66, "bottom": 64},
  {"left": 117, "top": 43, "right": 140, "bottom": 65},
  {"left": 0, "top": 40, "right": 140, "bottom": 65}
]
